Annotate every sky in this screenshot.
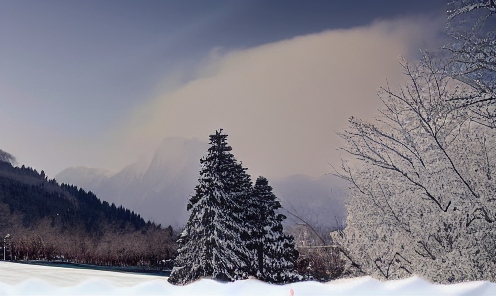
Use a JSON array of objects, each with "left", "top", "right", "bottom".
[{"left": 0, "top": 1, "right": 447, "bottom": 179}]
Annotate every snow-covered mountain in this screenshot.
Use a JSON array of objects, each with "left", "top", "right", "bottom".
[{"left": 55, "top": 137, "right": 348, "bottom": 229}]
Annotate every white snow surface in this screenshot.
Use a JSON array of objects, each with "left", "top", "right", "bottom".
[{"left": 1, "top": 262, "right": 495, "bottom": 296}]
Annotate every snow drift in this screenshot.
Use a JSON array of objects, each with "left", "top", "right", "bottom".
[{"left": 0, "top": 262, "right": 495, "bottom": 296}]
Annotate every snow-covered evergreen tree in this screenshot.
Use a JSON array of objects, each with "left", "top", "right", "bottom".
[
  {"left": 168, "top": 129, "right": 253, "bottom": 285},
  {"left": 249, "top": 176, "right": 300, "bottom": 283}
]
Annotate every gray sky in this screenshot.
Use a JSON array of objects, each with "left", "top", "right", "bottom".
[{"left": 0, "top": 1, "right": 446, "bottom": 178}]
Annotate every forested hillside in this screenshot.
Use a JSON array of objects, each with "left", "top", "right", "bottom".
[{"left": 0, "top": 160, "right": 176, "bottom": 267}]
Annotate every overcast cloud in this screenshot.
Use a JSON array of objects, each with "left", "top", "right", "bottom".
[
  {"left": 0, "top": 10, "right": 444, "bottom": 178},
  {"left": 115, "top": 16, "right": 444, "bottom": 178}
]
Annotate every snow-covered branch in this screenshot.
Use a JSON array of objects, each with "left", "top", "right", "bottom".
[
  {"left": 332, "top": 56, "right": 496, "bottom": 283},
  {"left": 447, "top": 0, "right": 496, "bottom": 20}
]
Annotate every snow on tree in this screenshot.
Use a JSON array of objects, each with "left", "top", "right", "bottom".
[
  {"left": 0, "top": 149, "right": 16, "bottom": 165},
  {"left": 331, "top": 56, "right": 496, "bottom": 283},
  {"left": 248, "top": 176, "right": 300, "bottom": 283},
  {"left": 445, "top": 0, "right": 496, "bottom": 127},
  {"left": 168, "top": 129, "right": 253, "bottom": 285},
  {"left": 447, "top": 0, "right": 495, "bottom": 20}
]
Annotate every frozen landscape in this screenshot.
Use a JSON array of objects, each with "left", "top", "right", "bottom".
[
  {"left": 1, "top": 1, "right": 495, "bottom": 295},
  {"left": 0, "top": 262, "right": 495, "bottom": 296}
]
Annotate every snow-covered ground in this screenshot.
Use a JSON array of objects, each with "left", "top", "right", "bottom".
[{"left": 0, "top": 261, "right": 495, "bottom": 296}]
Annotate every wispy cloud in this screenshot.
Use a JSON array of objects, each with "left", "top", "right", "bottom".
[
  {"left": 120, "top": 16, "right": 443, "bottom": 178},
  {"left": 0, "top": 16, "right": 443, "bottom": 178}
]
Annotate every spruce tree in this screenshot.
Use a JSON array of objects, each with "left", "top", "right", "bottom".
[
  {"left": 249, "top": 176, "right": 300, "bottom": 283},
  {"left": 168, "top": 129, "right": 252, "bottom": 285}
]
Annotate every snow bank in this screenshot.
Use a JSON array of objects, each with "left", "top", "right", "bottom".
[{"left": 0, "top": 262, "right": 495, "bottom": 296}]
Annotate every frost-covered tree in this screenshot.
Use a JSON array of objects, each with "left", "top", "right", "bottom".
[
  {"left": 332, "top": 56, "right": 496, "bottom": 283},
  {"left": 168, "top": 129, "right": 252, "bottom": 284},
  {"left": 248, "top": 176, "right": 300, "bottom": 283},
  {"left": 445, "top": 0, "right": 496, "bottom": 127},
  {"left": 0, "top": 149, "right": 16, "bottom": 165}
]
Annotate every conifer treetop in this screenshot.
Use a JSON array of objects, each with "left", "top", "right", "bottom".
[{"left": 169, "top": 128, "right": 253, "bottom": 285}]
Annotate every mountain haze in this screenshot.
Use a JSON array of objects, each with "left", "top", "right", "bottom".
[
  {"left": 56, "top": 137, "right": 208, "bottom": 227},
  {"left": 55, "top": 166, "right": 114, "bottom": 191},
  {"left": 271, "top": 174, "right": 348, "bottom": 230},
  {"left": 56, "top": 137, "right": 348, "bottom": 229}
]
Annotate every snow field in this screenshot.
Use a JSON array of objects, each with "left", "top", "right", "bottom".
[{"left": 1, "top": 262, "right": 496, "bottom": 295}]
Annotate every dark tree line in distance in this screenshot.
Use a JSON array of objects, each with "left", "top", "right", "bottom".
[{"left": 0, "top": 160, "right": 176, "bottom": 268}]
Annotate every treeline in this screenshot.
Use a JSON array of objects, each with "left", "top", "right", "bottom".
[
  {"left": 6, "top": 220, "right": 174, "bottom": 267},
  {"left": 0, "top": 161, "right": 176, "bottom": 267}
]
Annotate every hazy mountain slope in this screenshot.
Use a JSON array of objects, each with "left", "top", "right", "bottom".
[
  {"left": 55, "top": 137, "right": 349, "bottom": 229},
  {"left": 95, "top": 156, "right": 150, "bottom": 209},
  {"left": 127, "top": 137, "right": 208, "bottom": 227},
  {"left": 56, "top": 166, "right": 115, "bottom": 191},
  {"left": 271, "top": 174, "right": 348, "bottom": 230},
  {"left": 56, "top": 137, "right": 208, "bottom": 228}
]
